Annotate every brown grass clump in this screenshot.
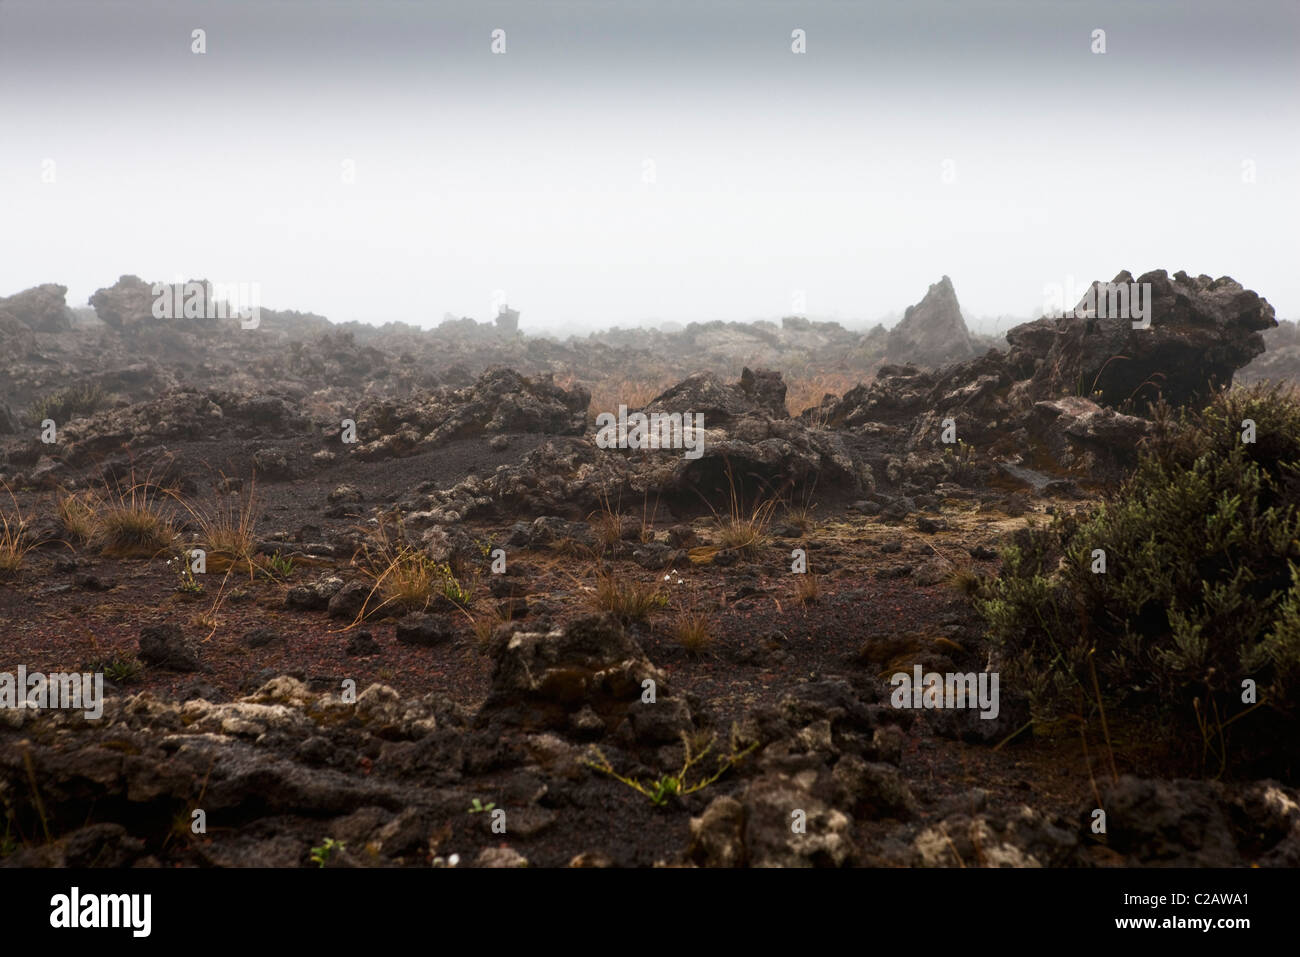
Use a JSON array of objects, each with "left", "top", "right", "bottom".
[
  {"left": 709, "top": 463, "right": 779, "bottom": 559},
  {"left": 946, "top": 564, "right": 985, "bottom": 598},
  {"left": 557, "top": 372, "right": 679, "bottom": 427},
  {"left": 588, "top": 487, "right": 660, "bottom": 551},
  {"left": 93, "top": 475, "right": 176, "bottom": 559},
  {"left": 794, "top": 573, "right": 821, "bottom": 605},
  {"left": 357, "top": 515, "right": 473, "bottom": 619},
  {"left": 56, "top": 490, "right": 99, "bottom": 544},
  {"left": 0, "top": 484, "right": 35, "bottom": 577},
  {"left": 588, "top": 568, "right": 665, "bottom": 622},
  {"left": 783, "top": 503, "right": 817, "bottom": 534},
  {"left": 174, "top": 477, "right": 261, "bottom": 576},
  {"left": 588, "top": 490, "right": 625, "bottom": 550},
  {"left": 670, "top": 608, "right": 715, "bottom": 654}
]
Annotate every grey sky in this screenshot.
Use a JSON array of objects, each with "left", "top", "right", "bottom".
[{"left": 2, "top": 0, "right": 1296, "bottom": 332}]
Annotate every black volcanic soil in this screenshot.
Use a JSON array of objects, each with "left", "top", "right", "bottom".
[{"left": 0, "top": 439, "right": 1147, "bottom": 867}]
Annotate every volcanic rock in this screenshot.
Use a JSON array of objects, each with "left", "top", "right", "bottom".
[
  {"left": 0, "top": 283, "right": 75, "bottom": 332},
  {"left": 886, "top": 276, "right": 975, "bottom": 367}
]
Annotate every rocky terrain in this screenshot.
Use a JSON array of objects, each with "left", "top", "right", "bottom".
[{"left": 1, "top": 269, "right": 1297, "bottom": 868}]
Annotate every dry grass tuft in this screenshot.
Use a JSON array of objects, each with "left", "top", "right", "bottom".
[
  {"left": 709, "top": 463, "right": 779, "bottom": 559},
  {"left": 588, "top": 568, "right": 665, "bottom": 622},
  {"left": 358, "top": 514, "right": 473, "bottom": 619},
  {"left": 0, "top": 484, "right": 35, "bottom": 577},
  {"left": 946, "top": 564, "right": 986, "bottom": 598},
  {"left": 794, "top": 573, "right": 821, "bottom": 605},
  {"left": 93, "top": 474, "right": 176, "bottom": 559},
  {"left": 784, "top": 371, "right": 863, "bottom": 421},
  {"left": 670, "top": 608, "right": 715, "bottom": 654},
  {"left": 56, "top": 490, "right": 99, "bottom": 544},
  {"left": 174, "top": 477, "right": 261, "bottom": 576},
  {"left": 557, "top": 372, "right": 679, "bottom": 427},
  {"left": 783, "top": 503, "right": 818, "bottom": 534}
]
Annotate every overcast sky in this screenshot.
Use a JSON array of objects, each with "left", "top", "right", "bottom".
[{"left": 1, "top": 0, "right": 1296, "bottom": 333}]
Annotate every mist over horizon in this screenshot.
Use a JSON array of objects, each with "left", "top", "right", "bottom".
[
  {"left": 2, "top": 0, "right": 1297, "bottom": 332},
  {"left": 7, "top": 0, "right": 1300, "bottom": 905}
]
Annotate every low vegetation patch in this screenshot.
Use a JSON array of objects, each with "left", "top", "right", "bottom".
[
  {"left": 589, "top": 568, "right": 665, "bottom": 622},
  {"left": 360, "top": 515, "right": 473, "bottom": 616},
  {"left": 977, "top": 383, "right": 1300, "bottom": 779},
  {"left": 586, "top": 728, "right": 757, "bottom": 806},
  {"left": 26, "top": 384, "right": 106, "bottom": 426},
  {"left": 176, "top": 479, "right": 260, "bottom": 575},
  {"left": 90, "top": 472, "right": 177, "bottom": 559}
]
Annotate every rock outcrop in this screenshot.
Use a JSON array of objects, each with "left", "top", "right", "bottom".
[
  {"left": 886, "top": 276, "right": 975, "bottom": 367},
  {"left": 403, "top": 368, "right": 872, "bottom": 524},
  {"left": 351, "top": 367, "right": 590, "bottom": 462},
  {"left": 0, "top": 283, "right": 75, "bottom": 332},
  {"left": 1240, "top": 318, "right": 1300, "bottom": 385},
  {"left": 88, "top": 275, "right": 159, "bottom": 331},
  {"left": 811, "top": 269, "right": 1277, "bottom": 481},
  {"left": 1015, "top": 269, "right": 1276, "bottom": 407}
]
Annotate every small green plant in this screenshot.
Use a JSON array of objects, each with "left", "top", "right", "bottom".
[
  {"left": 88, "top": 653, "right": 144, "bottom": 685},
  {"left": 941, "top": 439, "right": 977, "bottom": 484},
  {"left": 440, "top": 567, "right": 473, "bottom": 605},
  {"left": 310, "top": 837, "right": 345, "bottom": 867},
  {"left": 467, "top": 798, "right": 496, "bottom": 814},
  {"left": 586, "top": 727, "right": 757, "bottom": 806},
  {"left": 27, "top": 384, "right": 106, "bottom": 426},
  {"left": 167, "top": 551, "right": 205, "bottom": 594},
  {"left": 262, "top": 551, "right": 295, "bottom": 579}
]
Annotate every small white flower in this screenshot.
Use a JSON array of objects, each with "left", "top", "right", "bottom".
[{"left": 448, "top": 853, "right": 460, "bottom": 867}]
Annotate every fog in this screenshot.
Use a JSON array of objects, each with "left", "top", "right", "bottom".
[{"left": 1, "top": 0, "right": 1296, "bottom": 332}]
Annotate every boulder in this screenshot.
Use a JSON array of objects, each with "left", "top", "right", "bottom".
[
  {"left": 0, "top": 283, "right": 75, "bottom": 332},
  {"left": 1016, "top": 269, "right": 1276, "bottom": 407},
  {"left": 480, "top": 613, "right": 668, "bottom": 735},
  {"left": 138, "top": 623, "right": 201, "bottom": 672},
  {"left": 1028, "top": 396, "right": 1153, "bottom": 478},
  {"left": 88, "top": 275, "right": 157, "bottom": 331}
]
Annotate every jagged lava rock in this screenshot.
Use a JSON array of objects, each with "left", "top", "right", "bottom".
[
  {"left": 886, "top": 276, "right": 975, "bottom": 367},
  {"left": 1013, "top": 269, "right": 1276, "bottom": 407}
]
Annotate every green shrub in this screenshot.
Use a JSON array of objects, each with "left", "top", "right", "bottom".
[
  {"left": 27, "top": 384, "right": 106, "bottom": 426},
  {"left": 977, "top": 382, "right": 1300, "bottom": 779}
]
